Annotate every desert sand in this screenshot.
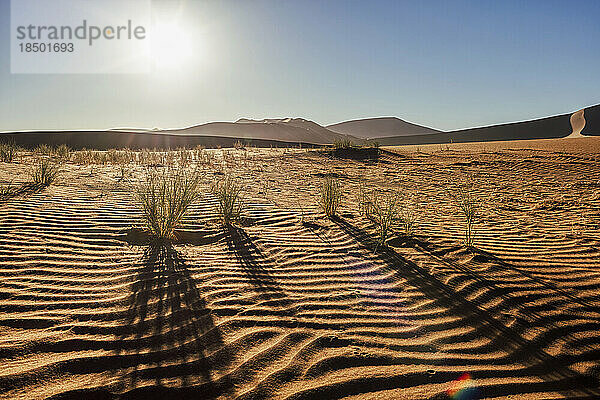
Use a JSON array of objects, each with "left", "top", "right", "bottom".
[{"left": 1, "top": 136, "right": 600, "bottom": 399}]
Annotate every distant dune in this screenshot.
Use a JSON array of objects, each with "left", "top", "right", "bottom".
[
  {"left": 0, "top": 118, "right": 358, "bottom": 150},
  {"left": 168, "top": 117, "right": 354, "bottom": 144},
  {"left": 376, "top": 104, "right": 600, "bottom": 146},
  {"left": 1, "top": 105, "right": 599, "bottom": 149},
  {"left": 582, "top": 104, "right": 600, "bottom": 135},
  {"left": 327, "top": 117, "right": 441, "bottom": 138}
]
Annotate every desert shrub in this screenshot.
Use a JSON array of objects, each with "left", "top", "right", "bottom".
[
  {"left": 55, "top": 144, "right": 71, "bottom": 160},
  {"left": 31, "top": 158, "right": 60, "bottom": 187},
  {"left": 358, "top": 184, "right": 420, "bottom": 245},
  {"left": 139, "top": 148, "right": 165, "bottom": 166},
  {"left": 193, "top": 147, "right": 215, "bottom": 165},
  {"left": 136, "top": 166, "right": 203, "bottom": 240},
  {"left": 398, "top": 206, "right": 418, "bottom": 237},
  {"left": 334, "top": 139, "right": 354, "bottom": 150},
  {"left": 319, "top": 176, "right": 342, "bottom": 218},
  {"left": 0, "top": 181, "right": 15, "bottom": 199},
  {"left": 212, "top": 174, "right": 244, "bottom": 226},
  {"left": 452, "top": 184, "right": 478, "bottom": 247},
  {"left": 368, "top": 191, "right": 401, "bottom": 247},
  {"left": 331, "top": 140, "right": 379, "bottom": 160},
  {"left": 356, "top": 180, "right": 373, "bottom": 217},
  {"left": 177, "top": 148, "right": 192, "bottom": 167},
  {"left": 34, "top": 144, "right": 53, "bottom": 156},
  {"left": 0, "top": 141, "right": 17, "bottom": 162}
]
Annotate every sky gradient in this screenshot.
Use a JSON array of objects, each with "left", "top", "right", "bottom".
[{"left": 0, "top": 0, "right": 598, "bottom": 132}]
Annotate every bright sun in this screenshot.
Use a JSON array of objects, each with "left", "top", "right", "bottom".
[{"left": 150, "top": 22, "right": 194, "bottom": 70}]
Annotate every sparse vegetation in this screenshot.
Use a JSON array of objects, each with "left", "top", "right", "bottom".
[
  {"left": 369, "top": 191, "right": 401, "bottom": 247},
  {"left": 357, "top": 180, "right": 373, "bottom": 217},
  {"left": 31, "top": 158, "right": 60, "bottom": 187},
  {"left": 0, "top": 141, "right": 18, "bottom": 163},
  {"left": 399, "top": 206, "right": 419, "bottom": 237},
  {"left": 136, "top": 166, "right": 203, "bottom": 241},
  {"left": 334, "top": 139, "right": 354, "bottom": 150},
  {"left": 452, "top": 183, "right": 478, "bottom": 248},
  {"left": 0, "top": 181, "right": 15, "bottom": 199},
  {"left": 357, "top": 183, "right": 420, "bottom": 246},
  {"left": 34, "top": 144, "right": 53, "bottom": 156},
  {"left": 54, "top": 144, "right": 71, "bottom": 160},
  {"left": 212, "top": 174, "right": 244, "bottom": 226},
  {"left": 319, "top": 176, "right": 342, "bottom": 218},
  {"left": 330, "top": 139, "right": 379, "bottom": 160}
]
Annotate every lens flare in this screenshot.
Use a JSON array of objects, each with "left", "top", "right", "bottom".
[{"left": 446, "top": 373, "right": 480, "bottom": 399}]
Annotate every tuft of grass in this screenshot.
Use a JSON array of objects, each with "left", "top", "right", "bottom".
[
  {"left": 399, "top": 206, "right": 418, "bottom": 237},
  {"left": 0, "top": 181, "right": 15, "bottom": 199},
  {"left": 34, "top": 144, "right": 53, "bottom": 156},
  {"left": 357, "top": 184, "right": 421, "bottom": 246},
  {"left": 55, "top": 144, "right": 71, "bottom": 160},
  {"left": 356, "top": 180, "right": 372, "bottom": 217},
  {"left": 452, "top": 184, "right": 478, "bottom": 248},
  {"left": 331, "top": 139, "right": 379, "bottom": 160},
  {"left": 319, "top": 176, "right": 342, "bottom": 219},
  {"left": 334, "top": 139, "right": 354, "bottom": 150},
  {"left": 212, "top": 174, "right": 244, "bottom": 226},
  {"left": 31, "top": 158, "right": 60, "bottom": 187},
  {"left": 368, "top": 191, "right": 400, "bottom": 248},
  {"left": 0, "top": 141, "right": 18, "bottom": 163},
  {"left": 136, "top": 166, "right": 203, "bottom": 241}
]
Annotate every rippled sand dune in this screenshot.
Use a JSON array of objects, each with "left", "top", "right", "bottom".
[{"left": 1, "top": 137, "right": 600, "bottom": 399}]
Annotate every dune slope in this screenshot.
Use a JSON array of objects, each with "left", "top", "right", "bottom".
[
  {"left": 327, "top": 117, "right": 441, "bottom": 139},
  {"left": 377, "top": 104, "right": 600, "bottom": 146}
]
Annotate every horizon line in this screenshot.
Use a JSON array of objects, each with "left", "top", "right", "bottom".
[{"left": 0, "top": 102, "right": 597, "bottom": 135}]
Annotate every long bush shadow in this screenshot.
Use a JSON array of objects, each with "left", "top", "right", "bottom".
[
  {"left": 0, "top": 182, "right": 48, "bottom": 202},
  {"left": 470, "top": 247, "right": 600, "bottom": 316},
  {"left": 225, "top": 226, "right": 294, "bottom": 311},
  {"left": 116, "top": 241, "right": 233, "bottom": 398},
  {"left": 332, "top": 217, "right": 600, "bottom": 398}
]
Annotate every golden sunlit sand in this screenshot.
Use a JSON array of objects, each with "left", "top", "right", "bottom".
[{"left": 1, "top": 137, "right": 600, "bottom": 399}]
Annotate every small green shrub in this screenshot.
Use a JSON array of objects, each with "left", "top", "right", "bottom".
[
  {"left": 136, "top": 166, "right": 203, "bottom": 240},
  {"left": 452, "top": 185, "right": 478, "bottom": 247},
  {"left": 55, "top": 144, "right": 71, "bottom": 160},
  {"left": 334, "top": 139, "right": 354, "bottom": 150},
  {"left": 0, "top": 182, "right": 15, "bottom": 199},
  {"left": 0, "top": 142, "right": 18, "bottom": 163},
  {"left": 34, "top": 144, "right": 53, "bottom": 156},
  {"left": 399, "top": 206, "right": 418, "bottom": 237},
  {"left": 357, "top": 184, "right": 420, "bottom": 246},
  {"left": 212, "top": 174, "right": 244, "bottom": 226},
  {"left": 31, "top": 158, "right": 60, "bottom": 187},
  {"left": 319, "top": 176, "right": 342, "bottom": 218},
  {"left": 369, "top": 191, "right": 400, "bottom": 247}
]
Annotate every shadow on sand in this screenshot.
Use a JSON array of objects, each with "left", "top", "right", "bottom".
[
  {"left": 332, "top": 217, "right": 600, "bottom": 399},
  {"left": 0, "top": 182, "right": 50, "bottom": 202},
  {"left": 225, "top": 225, "right": 294, "bottom": 311},
  {"left": 115, "top": 241, "right": 233, "bottom": 399}
]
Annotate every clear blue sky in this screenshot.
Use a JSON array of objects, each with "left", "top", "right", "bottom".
[{"left": 0, "top": 0, "right": 598, "bottom": 131}]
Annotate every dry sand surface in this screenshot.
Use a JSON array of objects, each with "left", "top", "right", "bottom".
[{"left": 1, "top": 137, "right": 600, "bottom": 399}]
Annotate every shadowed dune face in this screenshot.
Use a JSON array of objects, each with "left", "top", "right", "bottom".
[
  {"left": 2, "top": 140, "right": 600, "bottom": 399},
  {"left": 568, "top": 109, "right": 585, "bottom": 137}
]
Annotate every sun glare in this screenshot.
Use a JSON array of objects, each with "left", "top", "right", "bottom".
[{"left": 150, "top": 22, "right": 195, "bottom": 70}]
